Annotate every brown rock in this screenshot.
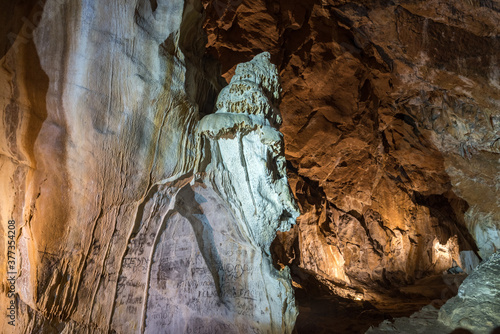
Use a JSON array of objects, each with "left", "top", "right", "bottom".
[{"left": 204, "top": 0, "right": 498, "bottom": 313}]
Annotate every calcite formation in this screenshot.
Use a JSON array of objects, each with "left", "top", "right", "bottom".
[
  {"left": 196, "top": 52, "right": 299, "bottom": 251},
  {"left": 189, "top": 52, "right": 299, "bottom": 333},
  {"left": 203, "top": 0, "right": 499, "bottom": 306},
  {"left": 0, "top": 1, "right": 297, "bottom": 332}
]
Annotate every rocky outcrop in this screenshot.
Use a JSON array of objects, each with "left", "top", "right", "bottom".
[
  {"left": 366, "top": 305, "right": 451, "bottom": 334},
  {"left": 203, "top": 0, "right": 499, "bottom": 307},
  {"left": 0, "top": 0, "right": 296, "bottom": 332},
  {"left": 366, "top": 251, "right": 500, "bottom": 333},
  {"left": 439, "top": 251, "right": 500, "bottom": 332}
]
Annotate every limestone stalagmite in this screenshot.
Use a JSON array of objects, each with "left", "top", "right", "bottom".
[{"left": 0, "top": 0, "right": 297, "bottom": 332}]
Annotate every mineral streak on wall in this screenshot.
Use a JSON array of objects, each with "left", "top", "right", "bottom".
[{"left": 0, "top": 0, "right": 298, "bottom": 333}]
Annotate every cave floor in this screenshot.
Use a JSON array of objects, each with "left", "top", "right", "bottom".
[{"left": 293, "top": 274, "right": 466, "bottom": 334}]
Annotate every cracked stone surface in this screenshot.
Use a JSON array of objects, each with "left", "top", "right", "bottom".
[{"left": 203, "top": 0, "right": 499, "bottom": 305}]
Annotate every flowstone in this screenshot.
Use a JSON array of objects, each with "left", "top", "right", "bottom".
[{"left": 140, "top": 52, "right": 299, "bottom": 333}]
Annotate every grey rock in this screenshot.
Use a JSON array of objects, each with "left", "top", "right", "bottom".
[{"left": 439, "top": 252, "right": 500, "bottom": 333}]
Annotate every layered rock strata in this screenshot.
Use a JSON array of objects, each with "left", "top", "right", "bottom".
[{"left": 0, "top": 0, "right": 297, "bottom": 332}]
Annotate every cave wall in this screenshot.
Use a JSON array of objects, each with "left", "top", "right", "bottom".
[
  {"left": 367, "top": 250, "right": 500, "bottom": 333},
  {"left": 203, "top": 0, "right": 500, "bottom": 299},
  {"left": 0, "top": 1, "right": 297, "bottom": 333},
  {"left": 1, "top": 0, "right": 499, "bottom": 332}
]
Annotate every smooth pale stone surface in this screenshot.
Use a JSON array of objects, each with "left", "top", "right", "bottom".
[
  {"left": 144, "top": 184, "right": 295, "bottom": 333},
  {"left": 0, "top": 0, "right": 297, "bottom": 331}
]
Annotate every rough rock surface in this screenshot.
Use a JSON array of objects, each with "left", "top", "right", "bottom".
[
  {"left": 366, "top": 305, "right": 450, "bottom": 334},
  {"left": 0, "top": 0, "right": 297, "bottom": 332},
  {"left": 439, "top": 251, "right": 500, "bottom": 332},
  {"left": 366, "top": 251, "right": 500, "bottom": 333},
  {"left": 203, "top": 0, "right": 499, "bottom": 307}
]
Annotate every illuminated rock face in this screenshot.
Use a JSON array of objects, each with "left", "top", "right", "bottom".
[
  {"left": 0, "top": 1, "right": 296, "bottom": 332},
  {"left": 203, "top": 0, "right": 499, "bottom": 301}
]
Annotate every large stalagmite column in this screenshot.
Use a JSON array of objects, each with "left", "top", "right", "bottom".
[{"left": 143, "top": 52, "right": 299, "bottom": 333}]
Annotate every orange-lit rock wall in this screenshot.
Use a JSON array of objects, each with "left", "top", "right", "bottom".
[
  {"left": 203, "top": 0, "right": 499, "bottom": 299},
  {"left": 0, "top": 0, "right": 499, "bottom": 332}
]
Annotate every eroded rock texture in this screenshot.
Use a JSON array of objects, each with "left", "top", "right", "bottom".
[
  {"left": 439, "top": 251, "right": 500, "bottom": 332},
  {"left": 0, "top": 0, "right": 297, "bottom": 332},
  {"left": 203, "top": 0, "right": 499, "bottom": 308},
  {"left": 367, "top": 251, "right": 500, "bottom": 333}
]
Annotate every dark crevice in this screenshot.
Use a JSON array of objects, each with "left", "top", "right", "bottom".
[{"left": 149, "top": 0, "right": 157, "bottom": 12}]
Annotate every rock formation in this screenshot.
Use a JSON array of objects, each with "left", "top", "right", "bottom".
[
  {"left": 1, "top": 0, "right": 500, "bottom": 333},
  {"left": 367, "top": 251, "right": 500, "bottom": 333},
  {"left": 203, "top": 0, "right": 499, "bottom": 310},
  {"left": 439, "top": 251, "right": 500, "bottom": 332},
  {"left": 0, "top": 0, "right": 297, "bottom": 332}
]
